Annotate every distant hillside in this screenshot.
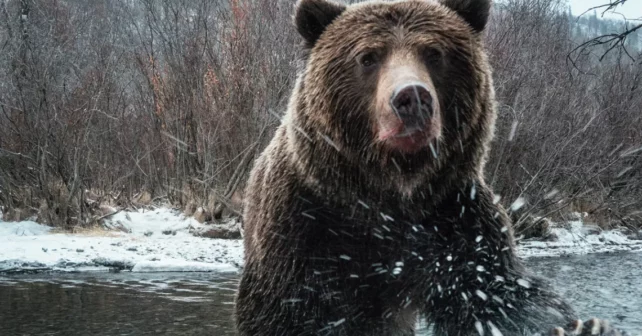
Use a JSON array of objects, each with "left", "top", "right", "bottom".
[{"left": 572, "top": 9, "right": 641, "bottom": 51}]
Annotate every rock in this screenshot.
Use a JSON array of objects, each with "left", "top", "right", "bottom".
[
  {"left": 92, "top": 258, "right": 135, "bottom": 270},
  {"left": 42, "top": 248, "right": 48, "bottom": 252},
  {"left": 126, "top": 247, "right": 138, "bottom": 252},
  {"left": 190, "top": 217, "right": 242, "bottom": 239},
  {"left": 76, "top": 249, "right": 84, "bottom": 253},
  {"left": 514, "top": 215, "right": 553, "bottom": 240},
  {"left": 144, "top": 231, "right": 154, "bottom": 237},
  {"left": 162, "top": 229, "right": 176, "bottom": 236}
]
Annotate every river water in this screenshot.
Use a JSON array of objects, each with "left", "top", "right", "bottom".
[{"left": 1, "top": 252, "right": 641, "bottom": 335}]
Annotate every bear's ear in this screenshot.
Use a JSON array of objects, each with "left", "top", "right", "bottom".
[
  {"left": 294, "top": 0, "right": 347, "bottom": 48},
  {"left": 440, "top": 0, "right": 491, "bottom": 33}
]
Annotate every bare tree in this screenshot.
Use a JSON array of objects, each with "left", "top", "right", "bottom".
[
  {"left": 0, "top": 0, "right": 640, "bottom": 233},
  {"left": 570, "top": 0, "right": 642, "bottom": 63}
]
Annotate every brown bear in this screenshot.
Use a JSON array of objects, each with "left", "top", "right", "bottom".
[{"left": 235, "top": 0, "right": 625, "bottom": 335}]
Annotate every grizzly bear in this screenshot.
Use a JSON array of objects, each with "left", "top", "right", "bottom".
[{"left": 235, "top": 0, "right": 624, "bottom": 335}]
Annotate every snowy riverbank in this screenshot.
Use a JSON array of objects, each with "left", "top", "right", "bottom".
[
  {"left": 519, "top": 220, "right": 642, "bottom": 258},
  {"left": 0, "top": 208, "right": 243, "bottom": 274},
  {"left": 1, "top": 208, "right": 642, "bottom": 274}
]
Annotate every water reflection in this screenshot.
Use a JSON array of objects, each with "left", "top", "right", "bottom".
[
  {"left": 527, "top": 252, "right": 642, "bottom": 333},
  {"left": 0, "top": 273, "right": 239, "bottom": 335},
  {"left": 1, "top": 252, "right": 640, "bottom": 335}
]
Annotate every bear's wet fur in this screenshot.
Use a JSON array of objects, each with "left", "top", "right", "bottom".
[{"left": 235, "top": 0, "right": 622, "bottom": 335}]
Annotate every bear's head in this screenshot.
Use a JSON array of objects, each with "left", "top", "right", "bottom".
[{"left": 288, "top": 0, "right": 496, "bottom": 192}]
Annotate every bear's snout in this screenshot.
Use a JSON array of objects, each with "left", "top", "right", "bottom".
[
  {"left": 390, "top": 82, "right": 434, "bottom": 134},
  {"left": 374, "top": 54, "right": 442, "bottom": 154},
  {"left": 377, "top": 78, "right": 442, "bottom": 154}
]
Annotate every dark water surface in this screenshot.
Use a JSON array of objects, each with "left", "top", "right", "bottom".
[{"left": 1, "top": 252, "right": 641, "bottom": 336}]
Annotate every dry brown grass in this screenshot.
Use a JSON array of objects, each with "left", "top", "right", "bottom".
[{"left": 50, "top": 225, "right": 123, "bottom": 238}]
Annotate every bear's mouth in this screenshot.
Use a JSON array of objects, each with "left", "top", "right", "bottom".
[
  {"left": 376, "top": 81, "right": 441, "bottom": 154},
  {"left": 377, "top": 113, "right": 441, "bottom": 154},
  {"left": 377, "top": 106, "right": 441, "bottom": 154},
  {"left": 383, "top": 126, "right": 437, "bottom": 154}
]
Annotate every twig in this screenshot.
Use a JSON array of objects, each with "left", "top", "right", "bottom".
[{"left": 97, "top": 209, "right": 123, "bottom": 222}]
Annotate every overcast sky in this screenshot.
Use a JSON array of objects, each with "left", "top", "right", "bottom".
[{"left": 569, "top": 0, "right": 642, "bottom": 19}]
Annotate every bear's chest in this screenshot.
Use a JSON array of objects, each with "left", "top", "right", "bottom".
[
  {"left": 297, "top": 200, "right": 445, "bottom": 278},
  {"left": 290, "top": 193, "right": 509, "bottom": 313}
]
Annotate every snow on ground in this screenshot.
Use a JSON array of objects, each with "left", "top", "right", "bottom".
[
  {"left": 0, "top": 220, "right": 52, "bottom": 236},
  {"left": 1, "top": 208, "right": 641, "bottom": 274},
  {"left": 0, "top": 208, "right": 243, "bottom": 274},
  {"left": 131, "top": 260, "right": 237, "bottom": 273},
  {"left": 519, "top": 220, "right": 642, "bottom": 258}
]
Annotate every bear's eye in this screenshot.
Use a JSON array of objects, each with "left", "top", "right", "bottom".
[
  {"left": 421, "top": 47, "right": 444, "bottom": 66},
  {"left": 358, "top": 52, "right": 379, "bottom": 70}
]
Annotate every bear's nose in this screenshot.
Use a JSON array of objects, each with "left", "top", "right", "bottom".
[{"left": 390, "top": 83, "right": 434, "bottom": 130}]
